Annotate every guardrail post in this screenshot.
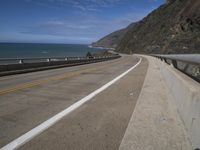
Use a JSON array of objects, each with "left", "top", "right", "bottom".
[
  {"left": 193, "top": 66, "right": 200, "bottom": 77},
  {"left": 164, "top": 58, "right": 167, "bottom": 63},
  {"left": 172, "top": 60, "right": 178, "bottom": 69},
  {"left": 19, "top": 59, "right": 24, "bottom": 64}
]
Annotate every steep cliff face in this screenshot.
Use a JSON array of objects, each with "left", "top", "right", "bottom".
[
  {"left": 93, "top": 0, "right": 200, "bottom": 54},
  {"left": 116, "top": 0, "right": 200, "bottom": 54},
  {"left": 91, "top": 23, "right": 135, "bottom": 48},
  {"left": 91, "top": 28, "right": 127, "bottom": 48}
]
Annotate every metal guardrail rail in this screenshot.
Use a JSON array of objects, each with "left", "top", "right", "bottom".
[
  {"left": 152, "top": 54, "right": 200, "bottom": 83},
  {"left": 0, "top": 54, "right": 121, "bottom": 76},
  {"left": 0, "top": 55, "right": 119, "bottom": 64}
]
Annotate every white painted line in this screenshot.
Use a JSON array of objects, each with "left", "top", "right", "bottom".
[{"left": 1, "top": 58, "right": 142, "bottom": 150}]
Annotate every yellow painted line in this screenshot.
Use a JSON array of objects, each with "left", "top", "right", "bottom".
[
  {"left": 0, "top": 58, "right": 125, "bottom": 96},
  {"left": 0, "top": 58, "right": 141, "bottom": 150},
  {"left": 0, "top": 69, "right": 88, "bottom": 95}
]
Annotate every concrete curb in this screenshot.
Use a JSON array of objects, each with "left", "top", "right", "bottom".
[
  {"left": 119, "top": 55, "right": 192, "bottom": 150},
  {"left": 157, "top": 58, "right": 200, "bottom": 149}
]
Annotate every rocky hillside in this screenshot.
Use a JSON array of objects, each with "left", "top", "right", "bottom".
[
  {"left": 92, "top": 23, "right": 135, "bottom": 49},
  {"left": 94, "top": 0, "right": 200, "bottom": 54}
]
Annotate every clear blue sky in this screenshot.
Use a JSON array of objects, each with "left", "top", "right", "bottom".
[{"left": 0, "top": 0, "right": 165, "bottom": 44}]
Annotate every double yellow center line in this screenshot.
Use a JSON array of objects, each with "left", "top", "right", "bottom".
[
  {"left": 0, "top": 68, "right": 95, "bottom": 95},
  {"left": 0, "top": 58, "right": 125, "bottom": 96}
]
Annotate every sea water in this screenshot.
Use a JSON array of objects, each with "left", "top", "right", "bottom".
[{"left": 0, "top": 43, "right": 105, "bottom": 59}]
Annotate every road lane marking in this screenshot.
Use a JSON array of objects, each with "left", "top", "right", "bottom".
[
  {"left": 0, "top": 58, "right": 141, "bottom": 150},
  {"left": 0, "top": 58, "right": 121, "bottom": 82},
  {"left": 0, "top": 58, "right": 129, "bottom": 96}
]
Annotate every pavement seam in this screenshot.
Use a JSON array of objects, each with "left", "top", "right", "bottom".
[{"left": 118, "top": 55, "right": 149, "bottom": 149}]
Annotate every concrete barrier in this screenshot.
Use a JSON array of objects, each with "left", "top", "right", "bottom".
[
  {"left": 0, "top": 56, "right": 120, "bottom": 77},
  {"left": 157, "top": 58, "right": 200, "bottom": 149}
]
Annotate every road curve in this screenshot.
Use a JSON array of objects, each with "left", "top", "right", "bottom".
[{"left": 0, "top": 55, "right": 148, "bottom": 150}]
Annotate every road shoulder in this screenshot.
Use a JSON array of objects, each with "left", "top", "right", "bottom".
[{"left": 119, "top": 55, "right": 192, "bottom": 150}]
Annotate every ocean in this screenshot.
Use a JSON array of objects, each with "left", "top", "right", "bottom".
[{"left": 0, "top": 43, "right": 105, "bottom": 59}]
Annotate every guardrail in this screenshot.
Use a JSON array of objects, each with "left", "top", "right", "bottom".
[
  {"left": 152, "top": 54, "right": 200, "bottom": 83},
  {"left": 0, "top": 54, "right": 121, "bottom": 76},
  {"left": 0, "top": 56, "right": 117, "bottom": 64}
]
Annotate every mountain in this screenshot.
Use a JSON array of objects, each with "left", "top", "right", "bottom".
[
  {"left": 91, "top": 23, "right": 135, "bottom": 49},
  {"left": 93, "top": 0, "right": 200, "bottom": 54}
]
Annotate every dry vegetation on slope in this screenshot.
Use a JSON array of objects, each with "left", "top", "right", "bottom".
[{"left": 94, "top": 0, "right": 200, "bottom": 54}]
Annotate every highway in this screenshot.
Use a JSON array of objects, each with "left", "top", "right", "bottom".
[{"left": 0, "top": 55, "right": 148, "bottom": 150}]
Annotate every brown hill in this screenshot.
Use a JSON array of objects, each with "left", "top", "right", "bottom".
[
  {"left": 92, "top": 23, "right": 135, "bottom": 49},
  {"left": 116, "top": 0, "right": 200, "bottom": 54},
  {"left": 93, "top": 0, "right": 200, "bottom": 54}
]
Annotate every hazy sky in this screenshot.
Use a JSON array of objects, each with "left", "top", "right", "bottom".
[{"left": 0, "top": 0, "right": 165, "bottom": 44}]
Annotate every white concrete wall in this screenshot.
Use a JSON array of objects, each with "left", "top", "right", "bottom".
[{"left": 157, "top": 58, "right": 200, "bottom": 149}]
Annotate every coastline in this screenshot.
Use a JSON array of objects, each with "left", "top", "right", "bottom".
[
  {"left": 88, "top": 45, "right": 115, "bottom": 51},
  {"left": 0, "top": 43, "right": 106, "bottom": 59}
]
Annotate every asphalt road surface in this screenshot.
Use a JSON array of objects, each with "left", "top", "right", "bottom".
[{"left": 0, "top": 55, "right": 148, "bottom": 150}]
